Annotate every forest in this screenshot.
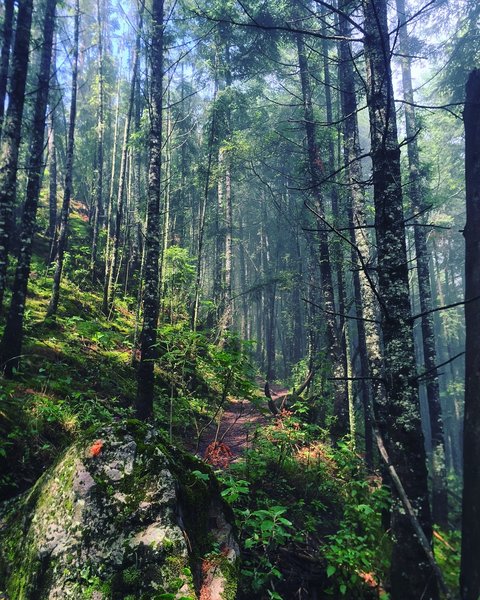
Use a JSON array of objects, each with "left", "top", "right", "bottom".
[{"left": 0, "top": 0, "right": 479, "bottom": 598}]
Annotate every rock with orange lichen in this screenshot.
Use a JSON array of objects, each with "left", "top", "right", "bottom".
[{"left": 0, "top": 421, "right": 238, "bottom": 599}]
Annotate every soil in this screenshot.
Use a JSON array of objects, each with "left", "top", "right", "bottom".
[{"left": 196, "top": 382, "right": 290, "bottom": 466}]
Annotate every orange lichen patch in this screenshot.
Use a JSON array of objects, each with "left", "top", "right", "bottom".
[
  {"left": 89, "top": 439, "right": 104, "bottom": 457},
  {"left": 204, "top": 441, "right": 233, "bottom": 468}
]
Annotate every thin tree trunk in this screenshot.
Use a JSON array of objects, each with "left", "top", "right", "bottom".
[
  {"left": 296, "top": 34, "right": 348, "bottom": 439},
  {"left": 191, "top": 78, "right": 218, "bottom": 331},
  {"left": 103, "top": 9, "right": 143, "bottom": 314},
  {"left": 103, "top": 78, "right": 121, "bottom": 302},
  {"left": 219, "top": 157, "right": 233, "bottom": 339},
  {"left": 46, "top": 109, "right": 57, "bottom": 240},
  {"left": 395, "top": 0, "right": 448, "bottom": 528},
  {"left": 136, "top": 0, "right": 164, "bottom": 420},
  {"left": 0, "top": 0, "right": 33, "bottom": 310},
  {"left": 337, "top": 0, "right": 377, "bottom": 467},
  {"left": 0, "top": 0, "right": 15, "bottom": 135},
  {"left": 159, "top": 101, "right": 172, "bottom": 305},
  {"left": 131, "top": 76, "right": 143, "bottom": 273},
  {"left": 460, "top": 68, "right": 480, "bottom": 600},
  {"left": 46, "top": 0, "right": 80, "bottom": 318},
  {"left": 0, "top": 0, "right": 57, "bottom": 375},
  {"left": 90, "top": 0, "right": 105, "bottom": 279},
  {"left": 362, "top": 0, "right": 438, "bottom": 597},
  {"left": 322, "top": 31, "right": 351, "bottom": 438}
]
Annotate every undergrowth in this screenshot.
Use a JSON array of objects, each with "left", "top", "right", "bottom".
[{"left": 0, "top": 206, "right": 461, "bottom": 599}]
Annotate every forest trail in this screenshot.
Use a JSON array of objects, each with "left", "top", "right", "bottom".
[{"left": 197, "top": 383, "right": 289, "bottom": 467}]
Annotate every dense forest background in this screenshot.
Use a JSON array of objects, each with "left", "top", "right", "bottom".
[{"left": 0, "top": 0, "right": 479, "bottom": 598}]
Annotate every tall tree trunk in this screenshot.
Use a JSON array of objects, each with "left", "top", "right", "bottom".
[
  {"left": 296, "top": 34, "right": 348, "bottom": 439},
  {"left": 395, "top": 0, "right": 448, "bottom": 528},
  {"left": 0, "top": 0, "right": 57, "bottom": 376},
  {"left": 46, "top": 0, "right": 80, "bottom": 318},
  {"left": 362, "top": 0, "right": 438, "bottom": 597},
  {"left": 131, "top": 76, "right": 143, "bottom": 273},
  {"left": 90, "top": 0, "right": 105, "bottom": 279},
  {"left": 46, "top": 108, "right": 57, "bottom": 240},
  {"left": 460, "top": 68, "right": 480, "bottom": 600},
  {"left": 0, "top": 0, "right": 33, "bottom": 310},
  {"left": 136, "top": 0, "right": 164, "bottom": 420},
  {"left": 337, "top": 2, "right": 375, "bottom": 468},
  {"left": 103, "top": 10, "right": 143, "bottom": 314},
  {"left": 0, "top": 0, "right": 15, "bottom": 135},
  {"left": 322, "top": 30, "right": 351, "bottom": 437},
  {"left": 103, "top": 78, "right": 121, "bottom": 303},
  {"left": 219, "top": 157, "right": 233, "bottom": 338},
  {"left": 191, "top": 79, "right": 218, "bottom": 331}
]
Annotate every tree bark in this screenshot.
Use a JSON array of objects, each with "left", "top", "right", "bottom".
[
  {"left": 46, "top": 106, "right": 57, "bottom": 241},
  {"left": 337, "top": 1, "right": 376, "bottom": 468},
  {"left": 90, "top": 0, "right": 105, "bottom": 279},
  {"left": 0, "top": 0, "right": 15, "bottom": 135},
  {"left": 0, "top": 0, "right": 33, "bottom": 310},
  {"left": 362, "top": 0, "right": 438, "bottom": 597},
  {"left": 460, "top": 68, "right": 480, "bottom": 600},
  {"left": 395, "top": 0, "right": 448, "bottom": 528},
  {"left": 296, "top": 34, "right": 348, "bottom": 439},
  {"left": 103, "top": 9, "right": 143, "bottom": 314},
  {"left": 46, "top": 0, "right": 80, "bottom": 318},
  {"left": 136, "top": 0, "right": 164, "bottom": 420},
  {"left": 0, "top": 0, "right": 57, "bottom": 375}
]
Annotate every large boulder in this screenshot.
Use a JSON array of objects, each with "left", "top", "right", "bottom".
[{"left": 0, "top": 421, "right": 238, "bottom": 600}]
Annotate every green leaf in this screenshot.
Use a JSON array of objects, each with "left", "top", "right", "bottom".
[
  {"left": 191, "top": 470, "right": 209, "bottom": 482},
  {"left": 327, "top": 565, "right": 336, "bottom": 578}
]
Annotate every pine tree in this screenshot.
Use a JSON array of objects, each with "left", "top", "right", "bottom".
[{"left": 136, "top": 0, "right": 164, "bottom": 420}]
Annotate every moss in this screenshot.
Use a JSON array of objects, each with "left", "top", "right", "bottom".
[{"left": 1, "top": 423, "right": 238, "bottom": 599}]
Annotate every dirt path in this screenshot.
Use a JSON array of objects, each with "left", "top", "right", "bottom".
[{"left": 197, "top": 383, "right": 289, "bottom": 467}]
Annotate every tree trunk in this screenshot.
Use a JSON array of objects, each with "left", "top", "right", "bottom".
[
  {"left": 136, "top": 0, "right": 164, "bottom": 420},
  {"left": 460, "top": 68, "right": 480, "bottom": 600},
  {"left": 395, "top": 0, "right": 448, "bottom": 528},
  {"left": 46, "top": 107, "right": 57, "bottom": 241},
  {"left": 191, "top": 78, "right": 218, "bottom": 331},
  {"left": 90, "top": 0, "right": 105, "bottom": 279},
  {"left": 46, "top": 0, "right": 80, "bottom": 318},
  {"left": 362, "top": 0, "right": 438, "bottom": 597},
  {"left": 0, "top": 0, "right": 33, "bottom": 310},
  {"left": 337, "top": 2, "right": 375, "bottom": 467},
  {"left": 0, "top": 0, "right": 15, "bottom": 135},
  {"left": 296, "top": 34, "right": 348, "bottom": 439},
  {"left": 0, "top": 0, "right": 57, "bottom": 375},
  {"left": 103, "top": 11, "right": 143, "bottom": 314}
]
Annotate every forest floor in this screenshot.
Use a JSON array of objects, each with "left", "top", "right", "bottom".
[{"left": 196, "top": 382, "right": 289, "bottom": 467}]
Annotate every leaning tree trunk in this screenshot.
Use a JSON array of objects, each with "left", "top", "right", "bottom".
[
  {"left": 395, "top": 0, "right": 448, "bottom": 528},
  {"left": 0, "top": 0, "right": 15, "bottom": 135},
  {"left": 136, "top": 0, "right": 164, "bottom": 420},
  {"left": 46, "top": 0, "right": 79, "bottom": 318},
  {"left": 296, "top": 34, "right": 348, "bottom": 440},
  {"left": 460, "top": 68, "right": 480, "bottom": 600},
  {"left": 362, "top": 0, "right": 438, "bottom": 598},
  {"left": 0, "top": 0, "right": 33, "bottom": 310},
  {"left": 0, "top": 0, "right": 57, "bottom": 376}
]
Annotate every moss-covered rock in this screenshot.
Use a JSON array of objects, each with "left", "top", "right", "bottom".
[{"left": 0, "top": 422, "right": 238, "bottom": 599}]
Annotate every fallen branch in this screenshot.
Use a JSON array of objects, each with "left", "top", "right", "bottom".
[{"left": 371, "top": 412, "right": 453, "bottom": 600}]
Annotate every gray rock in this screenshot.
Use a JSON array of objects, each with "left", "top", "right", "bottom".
[{"left": 0, "top": 423, "right": 238, "bottom": 600}]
